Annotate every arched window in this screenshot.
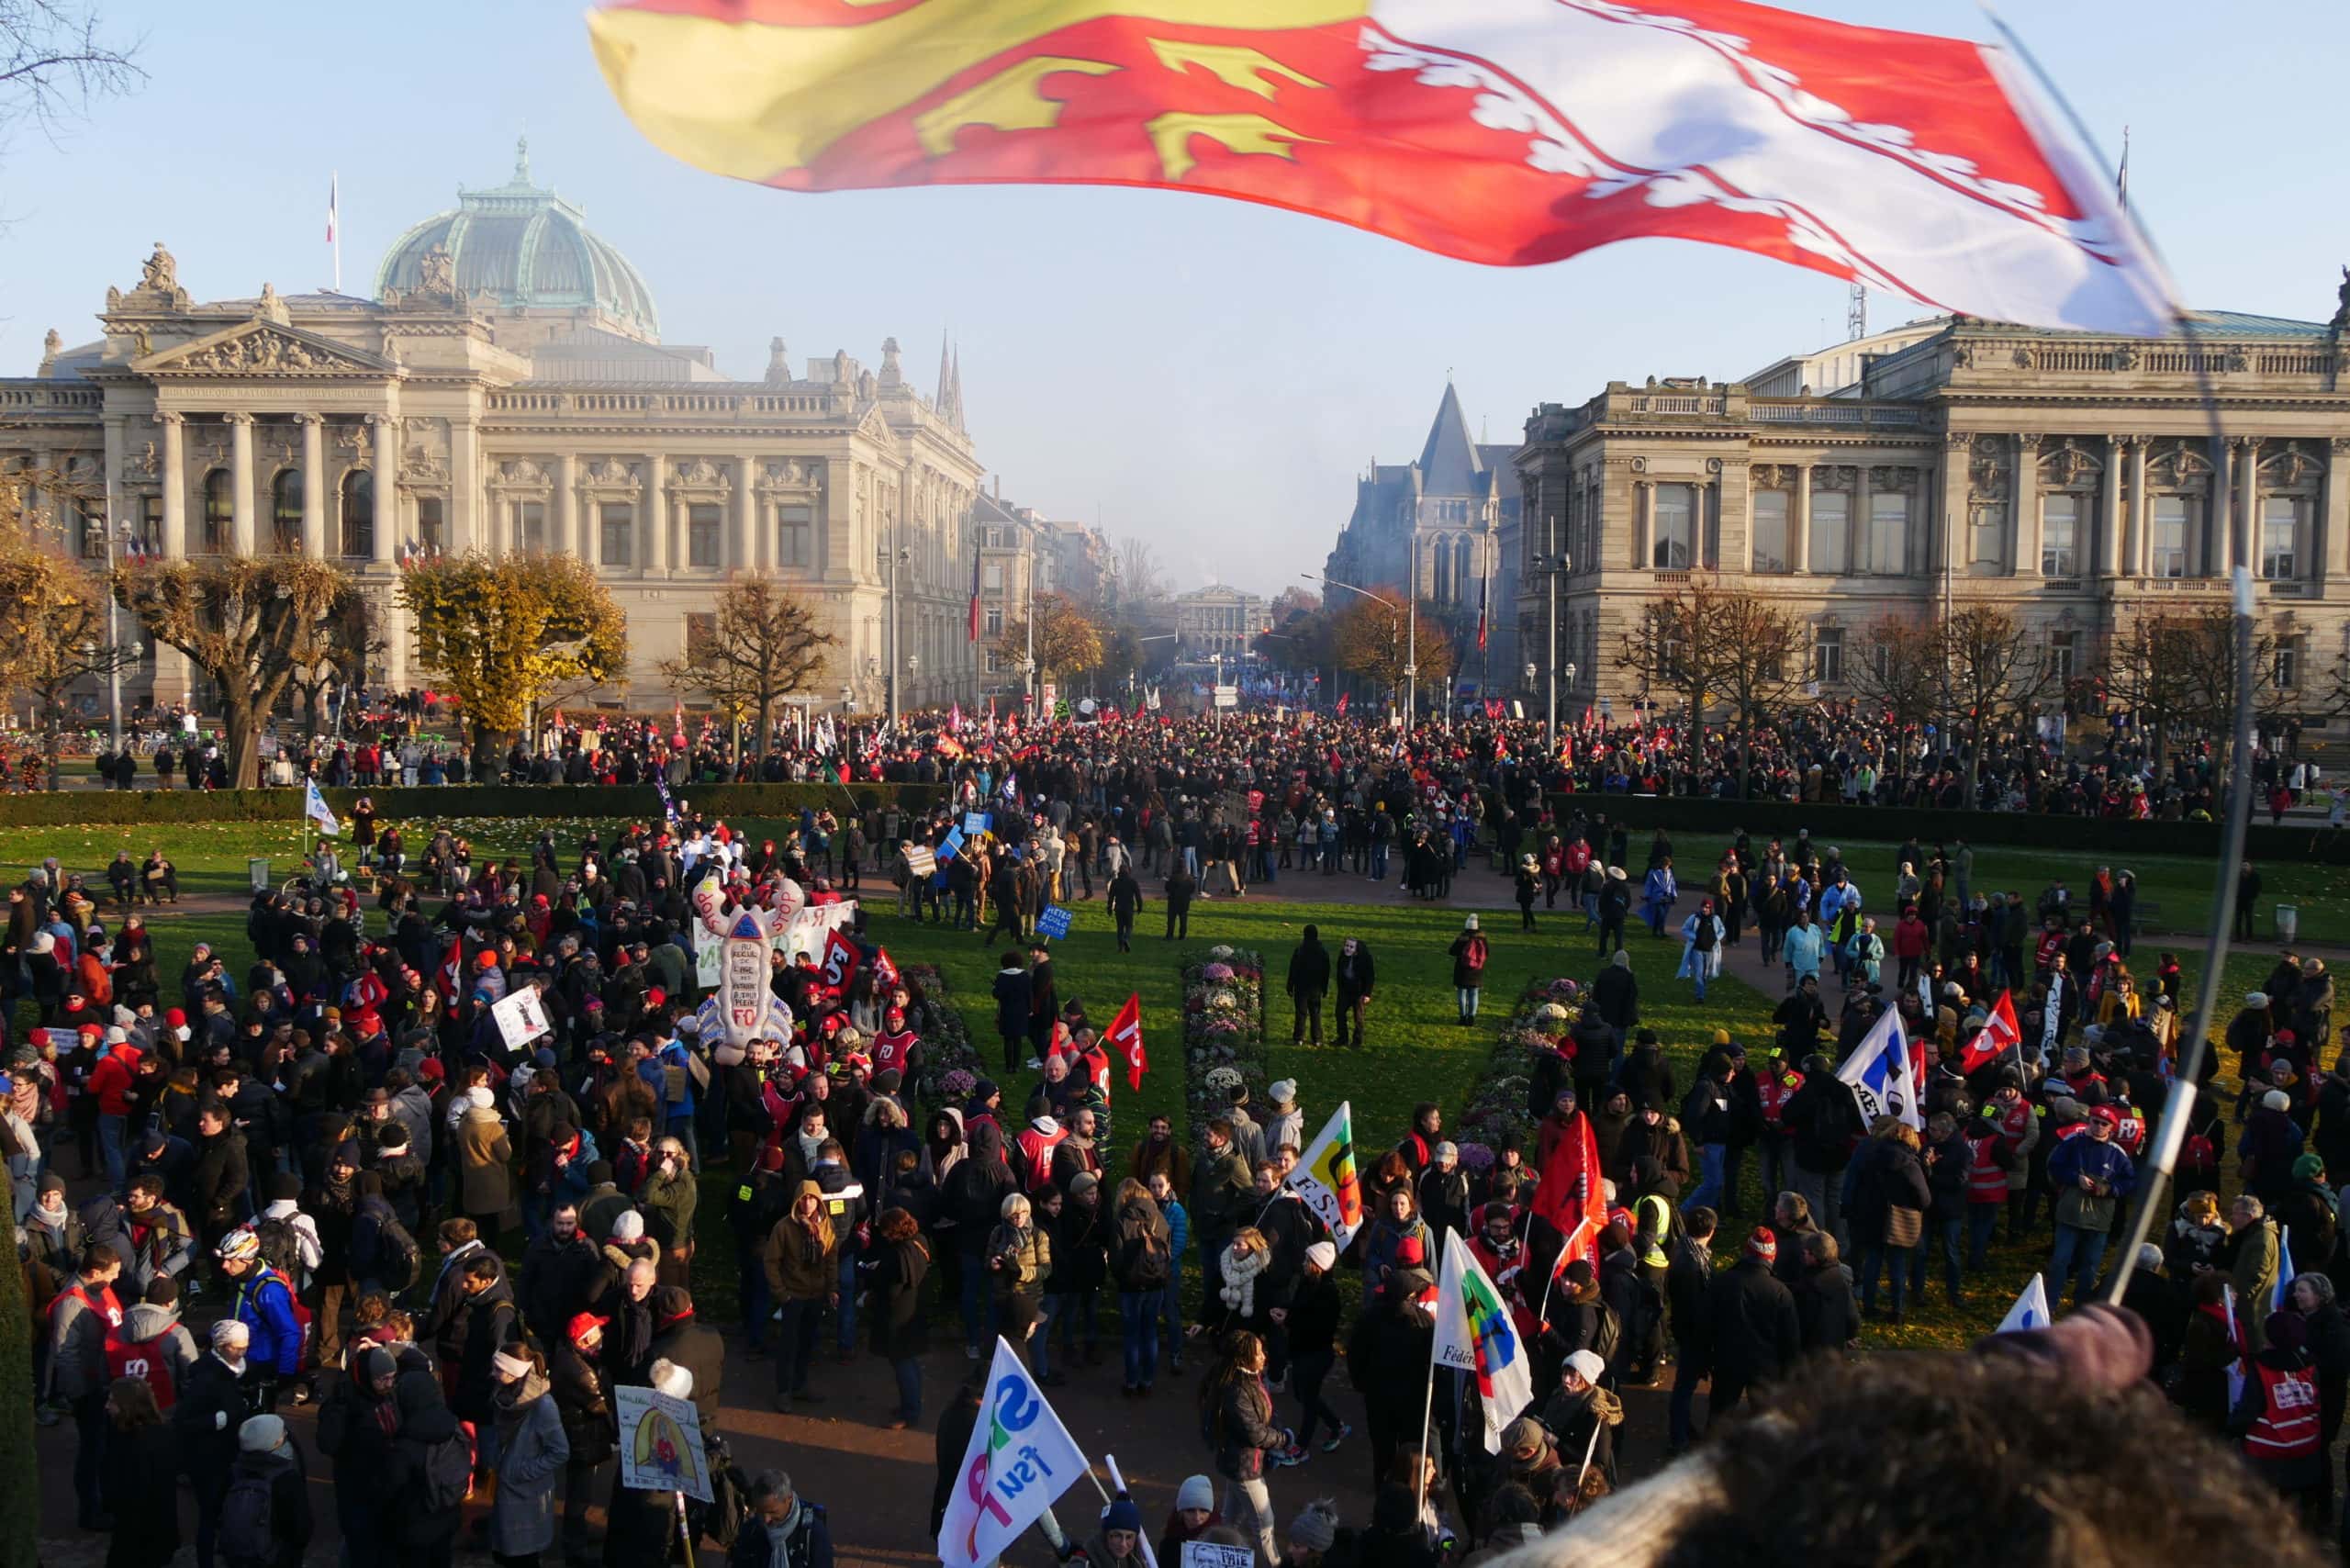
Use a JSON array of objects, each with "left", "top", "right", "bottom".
[
  {"left": 1453, "top": 535, "right": 1476, "bottom": 605},
  {"left": 341, "top": 469, "right": 375, "bottom": 559},
  {"left": 199, "top": 468, "right": 232, "bottom": 554},
  {"left": 271, "top": 469, "right": 304, "bottom": 554}
]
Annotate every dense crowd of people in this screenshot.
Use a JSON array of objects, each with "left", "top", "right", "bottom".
[{"left": 2, "top": 701, "right": 2343, "bottom": 1568}]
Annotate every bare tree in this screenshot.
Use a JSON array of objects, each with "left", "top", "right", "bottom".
[
  {"left": 1114, "top": 535, "right": 1168, "bottom": 604},
  {"left": 0, "top": 2, "right": 143, "bottom": 152},
  {"left": 1937, "top": 605, "right": 2063, "bottom": 803},
  {"left": 285, "top": 586, "right": 380, "bottom": 738},
  {"left": 1844, "top": 614, "right": 1942, "bottom": 792},
  {"left": 1619, "top": 585, "right": 1718, "bottom": 728},
  {"left": 657, "top": 574, "right": 834, "bottom": 760},
  {"left": 2097, "top": 605, "right": 2286, "bottom": 777},
  {"left": 1699, "top": 583, "right": 1806, "bottom": 798}
]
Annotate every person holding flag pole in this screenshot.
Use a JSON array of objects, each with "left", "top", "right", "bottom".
[{"left": 937, "top": 1337, "right": 1105, "bottom": 1568}]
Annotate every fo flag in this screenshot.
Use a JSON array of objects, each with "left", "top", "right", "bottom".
[
  {"left": 871, "top": 947, "right": 902, "bottom": 992},
  {"left": 1837, "top": 1007, "right": 1924, "bottom": 1131},
  {"left": 592, "top": 0, "right": 2174, "bottom": 336},
  {"left": 1433, "top": 1229, "right": 1536, "bottom": 1454},
  {"left": 1106, "top": 993, "right": 1147, "bottom": 1092},
  {"left": 820, "top": 928, "right": 860, "bottom": 991},
  {"left": 937, "top": 1338, "right": 1091, "bottom": 1568},
  {"left": 1959, "top": 991, "right": 2022, "bottom": 1074}
]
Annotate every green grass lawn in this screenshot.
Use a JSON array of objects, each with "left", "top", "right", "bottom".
[{"left": 2, "top": 814, "right": 2286, "bottom": 1349}]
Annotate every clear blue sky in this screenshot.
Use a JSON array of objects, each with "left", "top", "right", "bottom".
[{"left": 3, "top": 1, "right": 2342, "bottom": 595}]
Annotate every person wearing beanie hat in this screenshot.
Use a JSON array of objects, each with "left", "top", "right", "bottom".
[
  {"left": 1544, "top": 1348, "right": 1626, "bottom": 1488},
  {"left": 1086, "top": 1495, "right": 1147, "bottom": 1568},
  {"left": 1449, "top": 913, "right": 1490, "bottom": 1025},
  {"left": 1286, "top": 1231, "right": 1349, "bottom": 1454},
  {"left": 2046, "top": 1101, "right": 2137, "bottom": 1310},
  {"left": 1286, "top": 1499, "right": 1341, "bottom": 1567},
  {"left": 1703, "top": 1225, "right": 1800, "bottom": 1420},
  {"left": 1162, "top": 1473, "right": 1221, "bottom": 1563},
  {"left": 454, "top": 1078, "right": 520, "bottom": 1249},
  {"left": 225, "top": 1411, "right": 312, "bottom": 1565}
]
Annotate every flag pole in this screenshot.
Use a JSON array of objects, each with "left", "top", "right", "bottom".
[
  {"left": 1414, "top": 1232, "right": 1444, "bottom": 1521},
  {"left": 1568, "top": 1420, "right": 1603, "bottom": 1502}
]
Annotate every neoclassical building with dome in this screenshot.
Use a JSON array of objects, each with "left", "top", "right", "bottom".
[{"left": 1, "top": 142, "right": 987, "bottom": 714}]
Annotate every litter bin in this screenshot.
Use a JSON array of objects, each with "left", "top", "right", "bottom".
[
  {"left": 2277, "top": 903, "right": 2300, "bottom": 944},
  {"left": 248, "top": 857, "right": 271, "bottom": 892}
]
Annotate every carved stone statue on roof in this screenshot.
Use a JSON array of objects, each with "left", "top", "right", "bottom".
[
  {"left": 141, "top": 242, "right": 177, "bottom": 293},
  {"left": 2332, "top": 263, "right": 2350, "bottom": 332}
]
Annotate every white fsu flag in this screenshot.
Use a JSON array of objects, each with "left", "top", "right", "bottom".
[{"left": 596, "top": 0, "right": 2177, "bottom": 335}]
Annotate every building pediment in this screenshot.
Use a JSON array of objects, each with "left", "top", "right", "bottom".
[{"left": 134, "top": 319, "right": 394, "bottom": 378}]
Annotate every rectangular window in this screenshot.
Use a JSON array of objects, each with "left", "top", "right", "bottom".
[
  {"left": 416, "top": 498, "right": 445, "bottom": 554},
  {"left": 1651, "top": 483, "right": 1694, "bottom": 569},
  {"left": 1808, "top": 491, "right": 1850, "bottom": 575},
  {"left": 688, "top": 502, "right": 722, "bottom": 568},
  {"left": 778, "top": 503, "right": 812, "bottom": 567},
  {"left": 2041, "top": 493, "right": 2079, "bottom": 577},
  {"left": 983, "top": 562, "right": 1005, "bottom": 592},
  {"left": 1868, "top": 491, "right": 1908, "bottom": 576},
  {"left": 685, "top": 612, "right": 718, "bottom": 662},
  {"left": 514, "top": 499, "right": 545, "bottom": 553},
  {"left": 2151, "top": 497, "right": 2188, "bottom": 578},
  {"left": 2277, "top": 641, "right": 2301, "bottom": 689},
  {"left": 1969, "top": 503, "right": 2006, "bottom": 575},
  {"left": 2261, "top": 498, "right": 2298, "bottom": 580},
  {"left": 139, "top": 494, "right": 162, "bottom": 554},
  {"left": 2048, "top": 631, "right": 2077, "bottom": 682},
  {"left": 1811, "top": 626, "right": 1844, "bottom": 684},
  {"left": 1751, "top": 488, "right": 1790, "bottom": 573},
  {"left": 599, "top": 501, "right": 633, "bottom": 566},
  {"left": 986, "top": 650, "right": 1003, "bottom": 673},
  {"left": 984, "top": 607, "right": 1003, "bottom": 637}
]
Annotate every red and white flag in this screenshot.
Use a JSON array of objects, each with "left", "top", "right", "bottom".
[
  {"left": 594, "top": 0, "right": 2175, "bottom": 334},
  {"left": 820, "top": 927, "right": 860, "bottom": 992},
  {"left": 1960, "top": 990, "right": 2022, "bottom": 1074},
  {"left": 1107, "top": 992, "right": 1147, "bottom": 1092},
  {"left": 871, "top": 946, "right": 901, "bottom": 992}
]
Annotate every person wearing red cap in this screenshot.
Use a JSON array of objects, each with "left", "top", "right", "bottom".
[
  {"left": 1699, "top": 1227, "right": 1799, "bottom": 1425},
  {"left": 549, "top": 1313, "right": 614, "bottom": 1560}
]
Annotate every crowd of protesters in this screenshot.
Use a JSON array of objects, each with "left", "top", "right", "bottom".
[{"left": 3, "top": 701, "right": 2345, "bottom": 1566}]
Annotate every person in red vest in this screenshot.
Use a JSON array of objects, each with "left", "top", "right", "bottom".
[
  {"left": 2230, "top": 1309, "right": 2329, "bottom": 1528},
  {"left": 48, "top": 1244, "right": 125, "bottom": 1529},
  {"left": 1752, "top": 1047, "right": 1805, "bottom": 1203}
]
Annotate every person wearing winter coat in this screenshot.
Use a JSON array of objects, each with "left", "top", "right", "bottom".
[
  {"left": 1793, "top": 1232, "right": 1860, "bottom": 1356},
  {"left": 1109, "top": 1178, "right": 1174, "bottom": 1395},
  {"left": 2228, "top": 1196, "right": 2283, "bottom": 1356},
  {"left": 1702, "top": 1229, "right": 1800, "bottom": 1420},
  {"left": 859, "top": 1207, "right": 931, "bottom": 1428},
  {"left": 2045, "top": 1113, "right": 2137, "bottom": 1310},
  {"left": 549, "top": 1314, "right": 615, "bottom": 1562},
  {"left": 49, "top": 1246, "right": 124, "bottom": 1529},
  {"left": 114, "top": 1276, "right": 200, "bottom": 1407},
  {"left": 221, "top": 1415, "right": 313, "bottom": 1568},
  {"left": 455, "top": 1088, "right": 520, "bottom": 1246},
  {"left": 386, "top": 1369, "right": 467, "bottom": 1568},
  {"left": 316, "top": 1345, "right": 403, "bottom": 1562},
  {"left": 1846, "top": 1121, "right": 1932, "bottom": 1324},
  {"left": 102, "top": 1375, "right": 182, "bottom": 1568},
  {"left": 2228, "top": 1310, "right": 2330, "bottom": 1529},
  {"left": 764, "top": 1180, "right": 839, "bottom": 1406},
  {"left": 175, "top": 1318, "right": 259, "bottom": 1568},
  {"left": 733, "top": 1468, "right": 834, "bottom": 1568},
  {"left": 1202, "top": 1330, "right": 1292, "bottom": 1566},
  {"left": 490, "top": 1345, "right": 572, "bottom": 1566},
  {"left": 1286, "top": 926, "right": 1332, "bottom": 1046},
  {"left": 988, "top": 1191, "right": 1052, "bottom": 1353}
]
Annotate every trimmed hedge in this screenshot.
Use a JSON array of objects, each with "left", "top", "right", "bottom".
[
  {"left": 1543, "top": 792, "right": 2350, "bottom": 865},
  {"left": 0, "top": 780, "right": 947, "bottom": 828}
]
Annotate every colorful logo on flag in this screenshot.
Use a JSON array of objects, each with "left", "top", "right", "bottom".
[
  {"left": 1288, "top": 1102, "right": 1364, "bottom": 1247},
  {"left": 1458, "top": 1261, "right": 1521, "bottom": 1400}
]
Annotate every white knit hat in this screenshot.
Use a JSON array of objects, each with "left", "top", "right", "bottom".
[
  {"left": 651, "top": 1359, "right": 694, "bottom": 1399},
  {"left": 1176, "top": 1475, "right": 1215, "bottom": 1514},
  {"left": 468, "top": 1085, "right": 495, "bottom": 1109}
]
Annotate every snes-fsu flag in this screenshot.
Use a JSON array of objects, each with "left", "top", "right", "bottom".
[{"left": 591, "top": 0, "right": 2174, "bottom": 333}]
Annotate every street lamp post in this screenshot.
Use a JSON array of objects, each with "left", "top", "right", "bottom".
[
  {"left": 880, "top": 543, "right": 910, "bottom": 728},
  {"left": 1306, "top": 573, "right": 1415, "bottom": 722}
]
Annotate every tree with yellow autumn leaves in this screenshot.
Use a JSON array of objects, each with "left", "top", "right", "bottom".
[{"left": 397, "top": 550, "right": 627, "bottom": 765}]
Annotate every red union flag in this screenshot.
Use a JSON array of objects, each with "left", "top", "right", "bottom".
[
  {"left": 1107, "top": 991, "right": 1147, "bottom": 1091},
  {"left": 1959, "top": 988, "right": 2021, "bottom": 1074},
  {"left": 820, "top": 926, "right": 860, "bottom": 991},
  {"left": 591, "top": 0, "right": 2172, "bottom": 332}
]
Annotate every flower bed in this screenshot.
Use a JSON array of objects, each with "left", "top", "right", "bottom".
[
  {"left": 1451, "top": 975, "right": 1581, "bottom": 1170},
  {"left": 1181, "top": 944, "right": 1269, "bottom": 1146},
  {"left": 902, "top": 962, "right": 983, "bottom": 1108}
]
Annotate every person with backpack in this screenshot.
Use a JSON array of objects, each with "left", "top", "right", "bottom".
[
  {"left": 102, "top": 1374, "right": 182, "bottom": 1568},
  {"left": 351, "top": 1170, "right": 424, "bottom": 1302},
  {"left": 317, "top": 1346, "right": 404, "bottom": 1568},
  {"left": 490, "top": 1343, "right": 572, "bottom": 1568},
  {"left": 731, "top": 1469, "right": 834, "bottom": 1568},
  {"left": 176, "top": 1319, "right": 259, "bottom": 1568},
  {"left": 216, "top": 1231, "right": 303, "bottom": 1409},
  {"left": 48, "top": 1243, "right": 126, "bottom": 1529},
  {"left": 1111, "top": 1177, "right": 1173, "bottom": 1397},
  {"left": 1447, "top": 916, "right": 1490, "bottom": 1026},
  {"left": 108, "top": 1275, "right": 198, "bottom": 1416},
  {"left": 217, "top": 1414, "right": 312, "bottom": 1568},
  {"left": 386, "top": 1365, "right": 472, "bottom": 1568}
]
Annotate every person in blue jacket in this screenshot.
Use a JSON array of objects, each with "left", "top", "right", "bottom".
[
  {"left": 216, "top": 1229, "right": 303, "bottom": 1406},
  {"left": 637, "top": 1032, "right": 702, "bottom": 1169}
]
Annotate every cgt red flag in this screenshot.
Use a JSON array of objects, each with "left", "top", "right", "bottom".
[
  {"left": 1108, "top": 991, "right": 1147, "bottom": 1092},
  {"left": 1960, "top": 990, "right": 2022, "bottom": 1074},
  {"left": 1530, "top": 1107, "right": 1606, "bottom": 1271}
]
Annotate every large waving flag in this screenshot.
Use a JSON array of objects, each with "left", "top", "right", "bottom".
[
  {"left": 590, "top": 0, "right": 2173, "bottom": 334},
  {"left": 1288, "top": 1100, "right": 1364, "bottom": 1247},
  {"left": 1106, "top": 992, "right": 1147, "bottom": 1092},
  {"left": 1528, "top": 1109, "right": 1606, "bottom": 1271},
  {"left": 1434, "top": 1228, "right": 1536, "bottom": 1453},
  {"left": 1837, "top": 1005, "right": 1924, "bottom": 1131},
  {"left": 303, "top": 779, "right": 341, "bottom": 837},
  {"left": 938, "top": 1338, "right": 1091, "bottom": 1568},
  {"left": 1959, "top": 990, "right": 2022, "bottom": 1075}
]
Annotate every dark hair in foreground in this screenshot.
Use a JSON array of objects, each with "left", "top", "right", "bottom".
[{"left": 1638, "top": 1352, "right": 2329, "bottom": 1568}]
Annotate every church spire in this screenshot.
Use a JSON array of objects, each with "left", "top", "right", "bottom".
[
  {"left": 946, "top": 345, "right": 966, "bottom": 432},
  {"left": 935, "top": 330, "right": 952, "bottom": 411}
]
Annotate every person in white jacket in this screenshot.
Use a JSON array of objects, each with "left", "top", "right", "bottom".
[{"left": 1678, "top": 901, "right": 1726, "bottom": 1002}]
